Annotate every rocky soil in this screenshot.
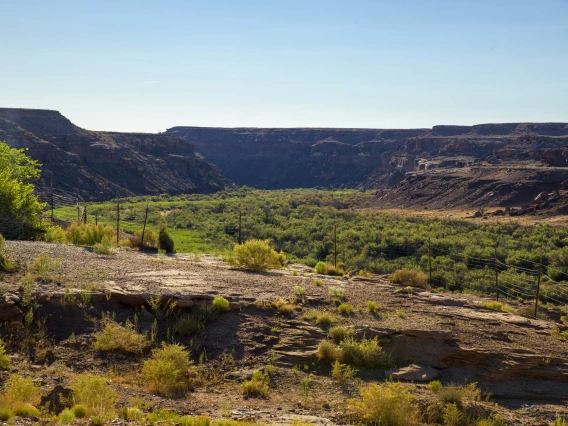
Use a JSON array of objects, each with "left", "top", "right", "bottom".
[{"left": 1, "top": 241, "right": 568, "bottom": 425}]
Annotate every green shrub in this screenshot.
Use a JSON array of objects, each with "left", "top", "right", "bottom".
[
  {"left": 44, "top": 226, "right": 66, "bottom": 243},
  {"left": 241, "top": 370, "right": 269, "bottom": 397},
  {"left": 0, "top": 339, "right": 11, "bottom": 369},
  {"left": 328, "top": 326, "right": 352, "bottom": 343},
  {"left": 3, "top": 374, "right": 41, "bottom": 406},
  {"left": 366, "top": 301, "right": 377, "bottom": 312},
  {"left": 339, "top": 337, "right": 391, "bottom": 368},
  {"left": 59, "top": 408, "right": 76, "bottom": 424},
  {"left": 92, "top": 320, "right": 149, "bottom": 354},
  {"left": 66, "top": 222, "right": 114, "bottom": 246},
  {"left": 71, "top": 404, "right": 88, "bottom": 418},
  {"left": 480, "top": 301, "right": 516, "bottom": 314},
  {"left": 174, "top": 315, "right": 201, "bottom": 336},
  {"left": 158, "top": 224, "right": 175, "bottom": 253},
  {"left": 0, "top": 407, "right": 11, "bottom": 421},
  {"left": 314, "top": 278, "right": 323, "bottom": 286},
  {"left": 133, "top": 228, "right": 158, "bottom": 248},
  {"left": 315, "top": 262, "right": 327, "bottom": 274},
  {"left": 180, "top": 415, "right": 212, "bottom": 426},
  {"left": 316, "top": 312, "right": 338, "bottom": 326},
  {"left": 331, "top": 360, "right": 357, "bottom": 382},
  {"left": 0, "top": 234, "right": 15, "bottom": 272},
  {"left": 442, "top": 403, "right": 461, "bottom": 426},
  {"left": 348, "top": 382, "right": 418, "bottom": 425},
  {"left": 315, "top": 262, "right": 343, "bottom": 276},
  {"left": 338, "top": 303, "right": 353, "bottom": 314},
  {"left": 429, "top": 380, "right": 442, "bottom": 393},
  {"left": 212, "top": 296, "right": 230, "bottom": 312},
  {"left": 228, "top": 239, "right": 284, "bottom": 272},
  {"left": 10, "top": 402, "right": 40, "bottom": 418},
  {"left": 118, "top": 406, "right": 144, "bottom": 421},
  {"left": 146, "top": 409, "right": 180, "bottom": 424},
  {"left": 328, "top": 286, "right": 345, "bottom": 298},
  {"left": 437, "top": 386, "right": 465, "bottom": 406},
  {"left": 90, "top": 415, "right": 106, "bottom": 426},
  {"left": 71, "top": 374, "right": 119, "bottom": 417},
  {"left": 93, "top": 235, "right": 114, "bottom": 255},
  {"left": 142, "top": 343, "right": 193, "bottom": 397},
  {"left": 389, "top": 269, "right": 428, "bottom": 289},
  {"left": 32, "top": 252, "right": 60, "bottom": 279},
  {"left": 274, "top": 299, "right": 296, "bottom": 316},
  {"left": 476, "top": 415, "right": 508, "bottom": 426},
  {"left": 317, "top": 339, "right": 343, "bottom": 363}
]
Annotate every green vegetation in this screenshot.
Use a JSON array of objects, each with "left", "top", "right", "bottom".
[
  {"left": 241, "top": 370, "right": 269, "bottom": 397},
  {"left": 480, "top": 301, "right": 516, "bottom": 314},
  {"left": 389, "top": 268, "right": 428, "bottom": 288},
  {"left": 158, "top": 223, "right": 175, "bottom": 253},
  {"left": 227, "top": 239, "right": 285, "bottom": 272},
  {"left": 338, "top": 303, "right": 354, "bottom": 314},
  {"left": 0, "top": 339, "right": 10, "bottom": 369},
  {"left": 142, "top": 343, "right": 193, "bottom": 397},
  {"left": 331, "top": 360, "right": 357, "bottom": 382},
  {"left": 366, "top": 301, "right": 377, "bottom": 312},
  {"left": 328, "top": 325, "right": 353, "bottom": 343},
  {"left": 0, "top": 141, "right": 45, "bottom": 239},
  {"left": 92, "top": 320, "right": 150, "bottom": 353},
  {"left": 70, "top": 374, "right": 119, "bottom": 417},
  {"left": 0, "top": 234, "right": 16, "bottom": 272},
  {"left": 348, "top": 382, "right": 418, "bottom": 426},
  {"left": 49, "top": 188, "right": 568, "bottom": 300},
  {"left": 212, "top": 295, "right": 230, "bottom": 312}
]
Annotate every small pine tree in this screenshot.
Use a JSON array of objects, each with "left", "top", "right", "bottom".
[{"left": 158, "top": 224, "right": 175, "bottom": 253}]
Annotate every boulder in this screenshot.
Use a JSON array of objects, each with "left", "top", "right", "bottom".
[
  {"left": 0, "top": 293, "right": 23, "bottom": 323},
  {"left": 386, "top": 364, "right": 441, "bottom": 382}
]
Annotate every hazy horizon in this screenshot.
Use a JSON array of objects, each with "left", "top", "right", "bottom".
[{"left": 2, "top": 0, "right": 567, "bottom": 133}]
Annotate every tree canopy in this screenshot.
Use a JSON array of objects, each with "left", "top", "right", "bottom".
[{"left": 0, "top": 141, "right": 45, "bottom": 238}]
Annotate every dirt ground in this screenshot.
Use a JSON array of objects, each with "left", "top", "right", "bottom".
[{"left": 1, "top": 241, "right": 568, "bottom": 425}]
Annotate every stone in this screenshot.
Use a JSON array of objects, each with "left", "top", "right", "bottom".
[
  {"left": 0, "top": 293, "right": 24, "bottom": 323},
  {"left": 386, "top": 364, "right": 441, "bottom": 382}
]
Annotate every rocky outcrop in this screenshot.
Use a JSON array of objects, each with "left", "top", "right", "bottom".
[
  {"left": 166, "top": 123, "right": 568, "bottom": 194},
  {"left": 0, "top": 108, "right": 233, "bottom": 201}
]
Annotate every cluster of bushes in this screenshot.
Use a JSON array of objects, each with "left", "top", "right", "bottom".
[
  {"left": 55, "top": 189, "right": 568, "bottom": 299},
  {"left": 317, "top": 336, "right": 392, "bottom": 369}
]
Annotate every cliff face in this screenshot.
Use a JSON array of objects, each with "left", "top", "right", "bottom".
[
  {"left": 0, "top": 109, "right": 233, "bottom": 201},
  {"left": 166, "top": 123, "right": 568, "bottom": 191}
]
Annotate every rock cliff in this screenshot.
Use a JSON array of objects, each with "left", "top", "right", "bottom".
[
  {"left": 0, "top": 109, "right": 233, "bottom": 201},
  {"left": 167, "top": 123, "right": 568, "bottom": 209}
]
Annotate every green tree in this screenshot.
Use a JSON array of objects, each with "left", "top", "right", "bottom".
[{"left": 0, "top": 141, "right": 45, "bottom": 238}]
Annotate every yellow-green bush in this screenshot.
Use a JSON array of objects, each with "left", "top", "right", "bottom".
[
  {"left": 2, "top": 374, "right": 41, "bottom": 406},
  {"left": 142, "top": 343, "right": 193, "bottom": 397},
  {"left": 70, "top": 374, "right": 119, "bottom": 417},
  {"left": 0, "top": 339, "right": 11, "bottom": 369},
  {"left": 212, "top": 296, "right": 230, "bottom": 312},
  {"left": 228, "top": 239, "right": 284, "bottom": 272},
  {"left": 92, "top": 321, "right": 149, "bottom": 354},
  {"left": 339, "top": 337, "right": 391, "bottom": 368},
  {"left": 241, "top": 370, "right": 269, "bottom": 397},
  {"left": 348, "top": 382, "right": 418, "bottom": 425},
  {"left": 66, "top": 222, "right": 114, "bottom": 246},
  {"left": 328, "top": 326, "right": 352, "bottom": 343},
  {"left": 315, "top": 261, "right": 343, "bottom": 276},
  {"left": 317, "top": 339, "right": 343, "bottom": 363},
  {"left": 0, "top": 234, "right": 15, "bottom": 272},
  {"left": 331, "top": 360, "right": 357, "bottom": 382},
  {"left": 71, "top": 404, "right": 88, "bottom": 418},
  {"left": 93, "top": 235, "right": 114, "bottom": 255},
  {"left": 389, "top": 269, "right": 428, "bottom": 289},
  {"left": 133, "top": 228, "right": 158, "bottom": 248},
  {"left": 44, "top": 226, "right": 66, "bottom": 243}
]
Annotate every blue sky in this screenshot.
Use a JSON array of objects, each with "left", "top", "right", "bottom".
[{"left": 1, "top": 0, "right": 567, "bottom": 132}]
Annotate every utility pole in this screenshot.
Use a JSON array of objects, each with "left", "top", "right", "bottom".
[
  {"left": 238, "top": 211, "right": 242, "bottom": 245},
  {"left": 140, "top": 205, "right": 149, "bottom": 249},
  {"left": 334, "top": 225, "right": 337, "bottom": 269},
  {"left": 95, "top": 214, "right": 98, "bottom": 226},
  {"left": 428, "top": 238, "right": 433, "bottom": 287},
  {"left": 494, "top": 243, "right": 500, "bottom": 301},
  {"left": 116, "top": 202, "right": 120, "bottom": 245},
  {"left": 50, "top": 183, "right": 54, "bottom": 223},
  {"left": 534, "top": 249, "right": 543, "bottom": 318}
]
